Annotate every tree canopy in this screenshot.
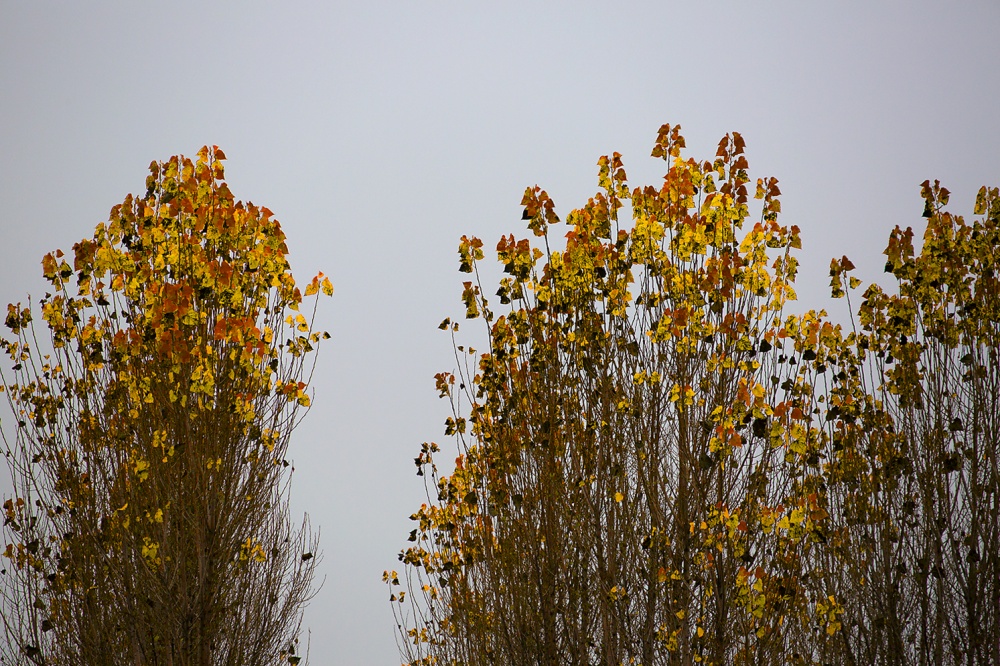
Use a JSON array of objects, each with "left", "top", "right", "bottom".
[
  {"left": 0, "top": 147, "right": 330, "bottom": 666},
  {"left": 387, "top": 125, "right": 999, "bottom": 665}
]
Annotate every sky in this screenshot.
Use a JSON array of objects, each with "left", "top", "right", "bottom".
[{"left": 1, "top": 1, "right": 998, "bottom": 663}]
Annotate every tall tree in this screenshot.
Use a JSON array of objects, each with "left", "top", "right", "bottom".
[
  {"left": 388, "top": 125, "right": 1000, "bottom": 666},
  {"left": 388, "top": 125, "right": 844, "bottom": 665},
  {"left": 820, "top": 181, "right": 1000, "bottom": 665},
  {"left": 0, "top": 147, "right": 330, "bottom": 666}
]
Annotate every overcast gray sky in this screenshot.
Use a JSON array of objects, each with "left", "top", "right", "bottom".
[{"left": 2, "top": 1, "right": 998, "bottom": 663}]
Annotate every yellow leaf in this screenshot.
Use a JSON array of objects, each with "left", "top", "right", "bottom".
[
  {"left": 133, "top": 459, "right": 150, "bottom": 481},
  {"left": 614, "top": 492, "right": 624, "bottom": 503}
]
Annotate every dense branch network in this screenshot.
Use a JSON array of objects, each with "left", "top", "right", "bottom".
[
  {"left": 387, "top": 126, "right": 1000, "bottom": 666},
  {"left": 1, "top": 147, "right": 331, "bottom": 666}
]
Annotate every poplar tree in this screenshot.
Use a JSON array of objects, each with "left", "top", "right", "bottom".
[
  {"left": 389, "top": 125, "right": 840, "bottom": 665},
  {"left": 1, "top": 147, "right": 330, "bottom": 666},
  {"left": 388, "top": 125, "right": 1000, "bottom": 665}
]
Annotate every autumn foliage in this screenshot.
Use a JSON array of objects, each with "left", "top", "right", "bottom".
[
  {"left": 387, "top": 125, "right": 999, "bottom": 665},
  {"left": 0, "top": 147, "right": 330, "bottom": 665}
]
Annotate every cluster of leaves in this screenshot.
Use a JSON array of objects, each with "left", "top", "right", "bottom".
[
  {"left": 820, "top": 180, "right": 1000, "bottom": 664},
  {"left": 387, "top": 125, "right": 999, "bottom": 665},
  {"left": 0, "top": 147, "right": 331, "bottom": 665}
]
